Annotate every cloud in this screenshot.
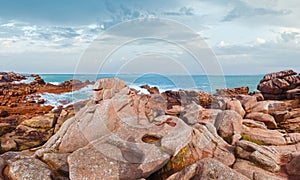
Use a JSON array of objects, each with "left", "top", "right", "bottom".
[{"left": 222, "top": 0, "right": 291, "bottom": 22}]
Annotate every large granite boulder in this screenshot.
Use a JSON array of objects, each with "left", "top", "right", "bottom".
[{"left": 257, "top": 70, "right": 300, "bottom": 100}]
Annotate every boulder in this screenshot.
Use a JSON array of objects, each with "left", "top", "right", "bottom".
[
  {"left": 245, "top": 112, "right": 277, "bottom": 129},
  {"left": 272, "top": 78, "right": 291, "bottom": 89},
  {"left": 236, "top": 140, "right": 280, "bottom": 172},
  {"left": 286, "top": 155, "right": 300, "bottom": 176},
  {"left": 6, "top": 159, "right": 53, "bottom": 179},
  {"left": 250, "top": 101, "right": 286, "bottom": 114},
  {"left": 215, "top": 86, "right": 249, "bottom": 97},
  {"left": 167, "top": 158, "right": 248, "bottom": 180},
  {"left": 242, "top": 119, "right": 267, "bottom": 130},
  {"left": 257, "top": 80, "right": 283, "bottom": 95},
  {"left": 242, "top": 128, "right": 286, "bottom": 145},
  {"left": 260, "top": 70, "right": 297, "bottom": 82},
  {"left": 283, "top": 117, "right": 300, "bottom": 133},
  {"left": 140, "top": 84, "right": 160, "bottom": 94},
  {"left": 225, "top": 98, "right": 246, "bottom": 117},
  {"left": 272, "top": 110, "right": 290, "bottom": 123},
  {"left": 42, "top": 153, "right": 70, "bottom": 177},
  {"left": 215, "top": 110, "right": 243, "bottom": 144},
  {"left": 22, "top": 113, "right": 55, "bottom": 129},
  {"left": 233, "top": 159, "right": 285, "bottom": 180},
  {"left": 236, "top": 95, "right": 257, "bottom": 113}
]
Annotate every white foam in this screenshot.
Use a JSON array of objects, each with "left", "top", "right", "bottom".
[{"left": 37, "top": 85, "right": 93, "bottom": 108}]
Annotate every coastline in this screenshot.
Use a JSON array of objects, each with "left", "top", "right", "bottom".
[{"left": 0, "top": 70, "right": 300, "bottom": 179}]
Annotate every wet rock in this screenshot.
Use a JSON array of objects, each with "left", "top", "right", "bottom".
[
  {"left": 245, "top": 112, "right": 277, "bottom": 129},
  {"left": 167, "top": 158, "right": 248, "bottom": 180}
]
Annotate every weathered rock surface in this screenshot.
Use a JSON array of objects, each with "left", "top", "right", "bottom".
[
  {"left": 245, "top": 112, "right": 277, "bottom": 129},
  {"left": 215, "top": 110, "right": 243, "bottom": 144},
  {"left": 236, "top": 140, "right": 280, "bottom": 172},
  {"left": 286, "top": 155, "right": 300, "bottom": 176},
  {"left": 242, "top": 128, "right": 286, "bottom": 145},
  {"left": 225, "top": 98, "right": 246, "bottom": 117},
  {"left": 167, "top": 158, "right": 249, "bottom": 180},
  {"left": 233, "top": 159, "right": 285, "bottom": 180},
  {"left": 257, "top": 70, "right": 300, "bottom": 100}
]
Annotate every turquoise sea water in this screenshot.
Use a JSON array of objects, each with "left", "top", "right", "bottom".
[
  {"left": 39, "top": 74, "right": 263, "bottom": 93},
  {"left": 34, "top": 74, "right": 263, "bottom": 107}
]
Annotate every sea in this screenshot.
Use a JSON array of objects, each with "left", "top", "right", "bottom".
[{"left": 21, "top": 74, "right": 263, "bottom": 107}]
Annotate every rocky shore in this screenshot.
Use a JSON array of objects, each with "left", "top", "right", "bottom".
[{"left": 1, "top": 70, "right": 300, "bottom": 179}]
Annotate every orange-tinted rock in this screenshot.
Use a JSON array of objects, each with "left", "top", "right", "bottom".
[
  {"left": 245, "top": 112, "right": 277, "bottom": 129},
  {"left": 215, "top": 86, "right": 249, "bottom": 97}
]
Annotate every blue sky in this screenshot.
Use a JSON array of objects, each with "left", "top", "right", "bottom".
[{"left": 0, "top": 0, "right": 300, "bottom": 74}]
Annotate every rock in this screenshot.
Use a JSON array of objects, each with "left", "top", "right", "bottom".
[
  {"left": 215, "top": 86, "right": 249, "bottom": 97},
  {"left": 26, "top": 98, "right": 36, "bottom": 103},
  {"left": 37, "top": 99, "right": 45, "bottom": 104},
  {"left": 167, "top": 158, "right": 249, "bottom": 180},
  {"left": 283, "top": 117, "right": 300, "bottom": 133},
  {"left": 249, "top": 91, "right": 264, "bottom": 101},
  {"left": 140, "top": 84, "right": 160, "bottom": 94},
  {"left": 272, "top": 110, "right": 290, "bottom": 123},
  {"left": 161, "top": 90, "right": 212, "bottom": 109},
  {"left": 236, "top": 140, "right": 280, "bottom": 172},
  {"left": 22, "top": 113, "right": 55, "bottom": 129},
  {"left": 258, "top": 80, "right": 283, "bottom": 95},
  {"left": 236, "top": 95, "right": 257, "bottom": 113},
  {"left": 165, "top": 105, "right": 183, "bottom": 116},
  {"left": 92, "top": 78, "right": 127, "bottom": 102},
  {"left": 0, "top": 109, "right": 8, "bottom": 117},
  {"left": 284, "top": 75, "right": 300, "bottom": 85},
  {"left": 286, "top": 155, "right": 300, "bottom": 176},
  {"left": 14, "top": 124, "right": 54, "bottom": 150},
  {"left": 242, "top": 128, "right": 286, "bottom": 145},
  {"left": 180, "top": 102, "right": 203, "bottom": 125},
  {"left": 5, "top": 158, "right": 54, "bottom": 180},
  {"left": 261, "top": 70, "right": 297, "bottom": 82},
  {"left": 286, "top": 88, "right": 300, "bottom": 99},
  {"left": 286, "top": 133, "right": 300, "bottom": 144},
  {"left": 245, "top": 112, "right": 277, "bottom": 129},
  {"left": 225, "top": 98, "right": 246, "bottom": 117},
  {"left": 272, "top": 78, "right": 291, "bottom": 89},
  {"left": 215, "top": 110, "right": 243, "bottom": 144},
  {"left": 250, "top": 101, "right": 286, "bottom": 114},
  {"left": 242, "top": 119, "right": 267, "bottom": 130},
  {"left": 233, "top": 159, "right": 285, "bottom": 180},
  {"left": 42, "top": 153, "right": 70, "bottom": 177},
  {"left": 0, "top": 157, "right": 6, "bottom": 179},
  {"left": 257, "top": 70, "right": 300, "bottom": 100}
]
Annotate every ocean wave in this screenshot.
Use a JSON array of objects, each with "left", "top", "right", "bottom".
[{"left": 38, "top": 85, "right": 93, "bottom": 107}]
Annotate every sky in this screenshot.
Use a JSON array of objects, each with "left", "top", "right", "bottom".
[{"left": 0, "top": 0, "right": 300, "bottom": 75}]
